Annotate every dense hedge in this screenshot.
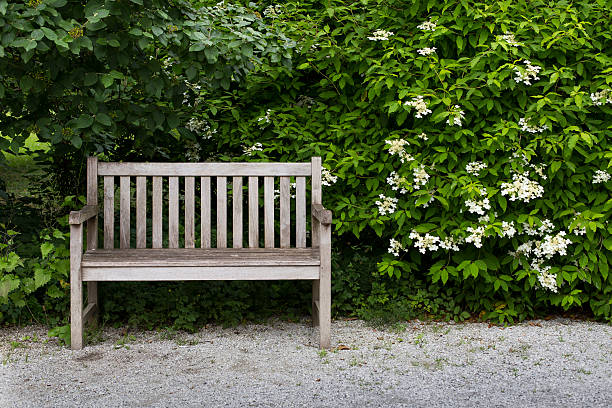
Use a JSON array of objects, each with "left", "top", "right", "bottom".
[{"left": 1, "top": 0, "right": 611, "bottom": 330}]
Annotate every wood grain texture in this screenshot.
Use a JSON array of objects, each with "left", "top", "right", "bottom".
[
  {"left": 103, "top": 176, "right": 114, "bottom": 249},
  {"left": 312, "top": 203, "right": 332, "bottom": 225},
  {"left": 296, "top": 177, "right": 306, "bottom": 248},
  {"left": 318, "top": 222, "right": 332, "bottom": 349},
  {"left": 264, "top": 177, "right": 274, "bottom": 248},
  {"left": 201, "top": 177, "right": 211, "bottom": 248},
  {"left": 120, "top": 176, "right": 130, "bottom": 249},
  {"left": 280, "top": 176, "right": 290, "bottom": 248},
  {"left": 248, "top": 177, "right": 259, "bottom": 248},
  {"left": 168, "top": 177, "right": 179, "bottom": 248},
  {"left": 82, "top": 266, "right": 319, "bottom": 281},
  {"left": 232, "top": 177, "right": 243, "bottom": 248},
  {"left": 311, "top": 157, "right": 322, "bottom": 248},
  {"left": 136, "top": 177, "right": 147, "bottom": 248},
  {"left": 217, "top": 177, "right": 227, "bottom": 248},
  {"left": 70, "top": 224, "right": 83, "bottom": 350},
  {"left": 86, "top": 157, "right": 98, "bottom": 251},
  {"left": 185, "top": 176, "right": 195, "bottom": 248},
  {"left": 98, "top": 162, "right": 311, "bottom": 176},
  {"left": 152, "top": 177, "right": 162, "bottom": 248}
]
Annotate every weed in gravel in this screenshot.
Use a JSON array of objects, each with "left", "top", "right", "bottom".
[
  {"left": 318, "top": 349, "right": 328, "bottom": 358},
  {"left": 114, "top": 334, "right": 136, "bottom": 350},
  {"left": 577, "top": 368, "right": 592, "bottom": 375}
]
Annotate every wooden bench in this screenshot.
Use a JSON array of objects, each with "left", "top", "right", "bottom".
[{"left": 69, "top": 157, "right": 332, "bottom": 350}]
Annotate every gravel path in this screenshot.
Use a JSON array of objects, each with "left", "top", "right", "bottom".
[{"left": 1, "top": 318, "right": 611, "bottom": 407}]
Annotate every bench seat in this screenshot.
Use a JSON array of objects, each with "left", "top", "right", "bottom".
[{"left": 80, "top": 248, "right": 321, "bottom": 281}]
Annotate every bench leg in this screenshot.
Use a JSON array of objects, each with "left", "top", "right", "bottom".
[
  {"left": 312, "top": 280, "right": 319, "bottom": 327},
  {"left": 70, "top": 224, "right": 83, "bottom": 350},
  {"left": 86, "top": 282, "right": 98, "bottom": 327},
  {"left": 319, "top": 223, "right": 332, "bottom": 349}
]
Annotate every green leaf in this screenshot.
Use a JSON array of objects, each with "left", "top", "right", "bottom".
[
  {"left": 96, "top": 113, "right": 111, "bottom": 126},
  {"left": 74, "top": 114, "right": 94, "bottom": 129},
  {"left": 71, "top": 136, "right": 82, "bottom": 148},
  {"left": 31, "top": 29, "right": 44, "bottom": 41},
  {"left": 101, "top": 74, "right": 114, "bottom": 88},
  {"left": 34, "top": 268, "right": 51, "bottom": 288},
  {"left": 83, "top": 73, "right": 97, "bottom": 86},
  {"left": 41, "top": 242, "right": 54, "bottom": 258}
]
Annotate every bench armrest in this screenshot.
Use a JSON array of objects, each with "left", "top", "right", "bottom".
[
  {"left": 312, "top": 204, "right": 332, "bottom": 225},
  {"left": 69, "top": 205, "right": 99, "bottom": 225}
]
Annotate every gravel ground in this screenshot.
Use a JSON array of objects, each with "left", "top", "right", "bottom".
[{"left": 1, "top": 318, "right": 611, "bottom": 407}]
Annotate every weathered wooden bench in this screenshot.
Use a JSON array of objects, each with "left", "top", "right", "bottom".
[{"left": 69, "top": 157, "right": 332, "bottom": 350}]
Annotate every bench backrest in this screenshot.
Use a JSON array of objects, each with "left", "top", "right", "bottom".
[{"left": 86, "top": 157, "right": 322, "bottom": 250}]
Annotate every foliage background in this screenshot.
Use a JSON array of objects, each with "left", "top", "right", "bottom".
[{"left": 1, "top": 0, "right": 611, "bottom": 333}]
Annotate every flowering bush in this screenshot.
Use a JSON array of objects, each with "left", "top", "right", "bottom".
[{"left": 197, "top": 0, "right": 611, "bottom": 322}]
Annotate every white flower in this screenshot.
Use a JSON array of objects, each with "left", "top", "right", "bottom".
[
  {"left": 465, "top": 226, "right": 486, "bottom": 248},
  {"left": 530, "top": 163, "right": 547, "bottom": 180},
  {"left": 185, "top": 118, "right": 217, "bottom": 139},
  {"left": 368, "top": 30, "right": 394, "bottom": 41},
  {"left": 263, "top": 4, "right": 283, "bottom": 18},
  {"left": 257, "top": 109, "right": 273, "bottom": 127},
  {"left": 409, "top": 230, "right": 441, "bottom": 254},
  {"left": 537, "top": 268, "right": 558, "bottom": 293},
  {"left": 499, "top": 221, "right": 516, "bottom": 238},
  {"left": 417, "top": 19, "right": 437, "bottom": 31},
  {"left": 466, "top": 161, "right": 487, "bottom": 176},
  {"left": 590, "top": 89, "right": 612, "bottom": 106},
  {"left": 385, "top": 139, "right": 414, "bottom": 163},
  {"left": 375, "top": 194, "right": 398, "bottom": 216},
  {"left": 417, "top": 132, "right": 428, "bottom": 140},
  {"left": 518, "top": 117, "right": 548, "bottom": 133},
  {"left": 538, "top": 219, "right": 555, "bottom": 235},
  {"left": 404, "top": 95, "right": 432, "bottom": 118},
  {"left": 243, "top": 143, "right": 263, "bottom": 156},
  {"left": 386, "top": 171, "right": 408, "bottom": 194},
  {"left": 321, "top": 169, "right": 338, "bottom": 186},
  {"left": 388, "top": 238, "right": 404, "bottom": 257},
  {"left": 465, "top": 198, "right": 491, "bottom": 215},
  {"left": 498, "top": 32, "right": 521, "bottom": 47},
  {"left": 532, "top": 231, "right": 572, "bottom": 260},
  {"left": 417, "top": 47, "right": 437, "bottom": 56},
  {"left": 593, "top": 170, "right": 611, "bottom": 184},
  {"left": 500, "top": 172, "right": 544, "bottom": 202},
  {"left": 446, "top": 105, "right": 465, "bottom": 126},
  {"left": 439, "top": 236, "right": 461, "bottom": 251},
  {"left": 412, "top": 165, "right": 430, "bottom": 189},
  {"left": 513, "top": 60, "right": 541, "bottom": 85}
]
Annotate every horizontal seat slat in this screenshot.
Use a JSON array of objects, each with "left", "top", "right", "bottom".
[
  {"left": 82, "top": 266, "right": 320, "bottom": 281},
  {"left": 81, "top": 248, "right": 320, "bottom": 267},
  {"left": 98, "top": 162, "right": 312, "bottom": 176}
]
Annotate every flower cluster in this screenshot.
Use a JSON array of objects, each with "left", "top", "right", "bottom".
[
  {"left": 466, "top": 161, "right": 487, "bottom": 176},
  {"left": 385, "top": 139, "right": 414, "bottom": 163},
  {"left": 500, "top": 172, "right": 544, "bottom": 202},
  {"left": 375, "top": 194, "right": 398, "bottom": 215},
  {"left": 243, "top": 143, "right": 263, "bottom": 156},
  {"left": 532, "top": 232, "right": 572, "bottom": 260},
  {"left": 386, "top": 171, "right": 408, "bottom": 194},
  {"left": 439, "top": 236, "right": 462, "bottom": 251},
  {"left": 417, "top": 132, "right": 428, "bottom": 140},
  {"left": 409, "top": 230, "right": 441, "bottom": 254},
  {"left": 404, "top": 95, "right": 432, "bottom": 118},
  {"left": 590, "top": 89, "right": 612, "bottom": 106},
  {"left": 593, "top": 170, "right": 610, "bottom": 184},
  {"left": 263, "top": 4, "right": 283, "bottom": 17},
  {"left": 499, "top": 221, "right": 516, "bottom": 238},
  {"left": 465, "top": 226, "right": 486, "bottom": 248},
  {"left": 513, "top": 60, "right": 541, "bottom": 85},
  {"left": 412, "top": 165, "right": 430, "bottom": 189},
  {"left": 417, "top": 19, "right": 437, "bottom": 31},
  {"left": 417, "top": 47, "right": 437, "bottom": 56},
  {"left": 185, "top": 118, "right": 217, "bottom": 139},
  {"left": 388, "top": 238, "right": 404, "bottom": 256},
  {"left": 518, "top": 117, "right": 548, "bottom": 133},
  {"left": 498, "top": 32, "right": 521, "bottom": 47},
  {"left": 184, "top": 140, "right": 202, "bottom": 162},
  {"left": 465, "top": 198, "right": 491, "bottom": 215},
  {"left": 257, "top": 109, "right": 273, "bottom": 127},
  {"left": 536, "top": 267, "right": 558, "bottom": 293},
  {"left": 321, "top": 168, "right": 338, "bottom": 186},
  {"left": 368, "top": 30, "right": 394, "bottom": 41},
  {"left": 446, "top": 105, "right": 465, "bottom": 126}
]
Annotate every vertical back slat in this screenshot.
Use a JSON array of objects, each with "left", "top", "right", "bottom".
[
  {"left": 136, "top": 177, "right": 147, "bottom": 248},
  {"left": 280, "top": 176, "right": 290, "bottom": 248},
  {"left": 120, "top": 176, "right": 130, "bottom": 249},
  {"left": 248, "top": 177, "right": 259, "bottom": 248},
  {"left": 232, "top": 177, "right": 243, "bottom": 248},
  {"left": 103, "top": 176, "right": 114, "bottom": 249},
  {"left": 296, "top": 176, "right": 306, "bottom": 248},
  {"left": 169, "top": 177, "right": 179, "bottom": 248},
  {"left": 201, "top": 177, "right": 211, "bottom": 248},
  {"left": 185, "top": 177, "right": 195, "bottom": 248},
  {"left": 264, "top": 176, "right": 274, "bottom": 248},
  {"left": 311, "top": 157, "right": 322, "bottom": 248},
  {"left": 86, "top": 157, "right": 98, "bottom": 251},
  {"left": 152, "top": 177, "right": 162, "bottom": 248},
  {"left": 217, "top": 177, "right": 227, "bottom": 248}
]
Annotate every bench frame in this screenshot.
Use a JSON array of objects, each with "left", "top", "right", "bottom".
[{"left": 69, "top": 157, "right": 332, "bottom": 350}]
